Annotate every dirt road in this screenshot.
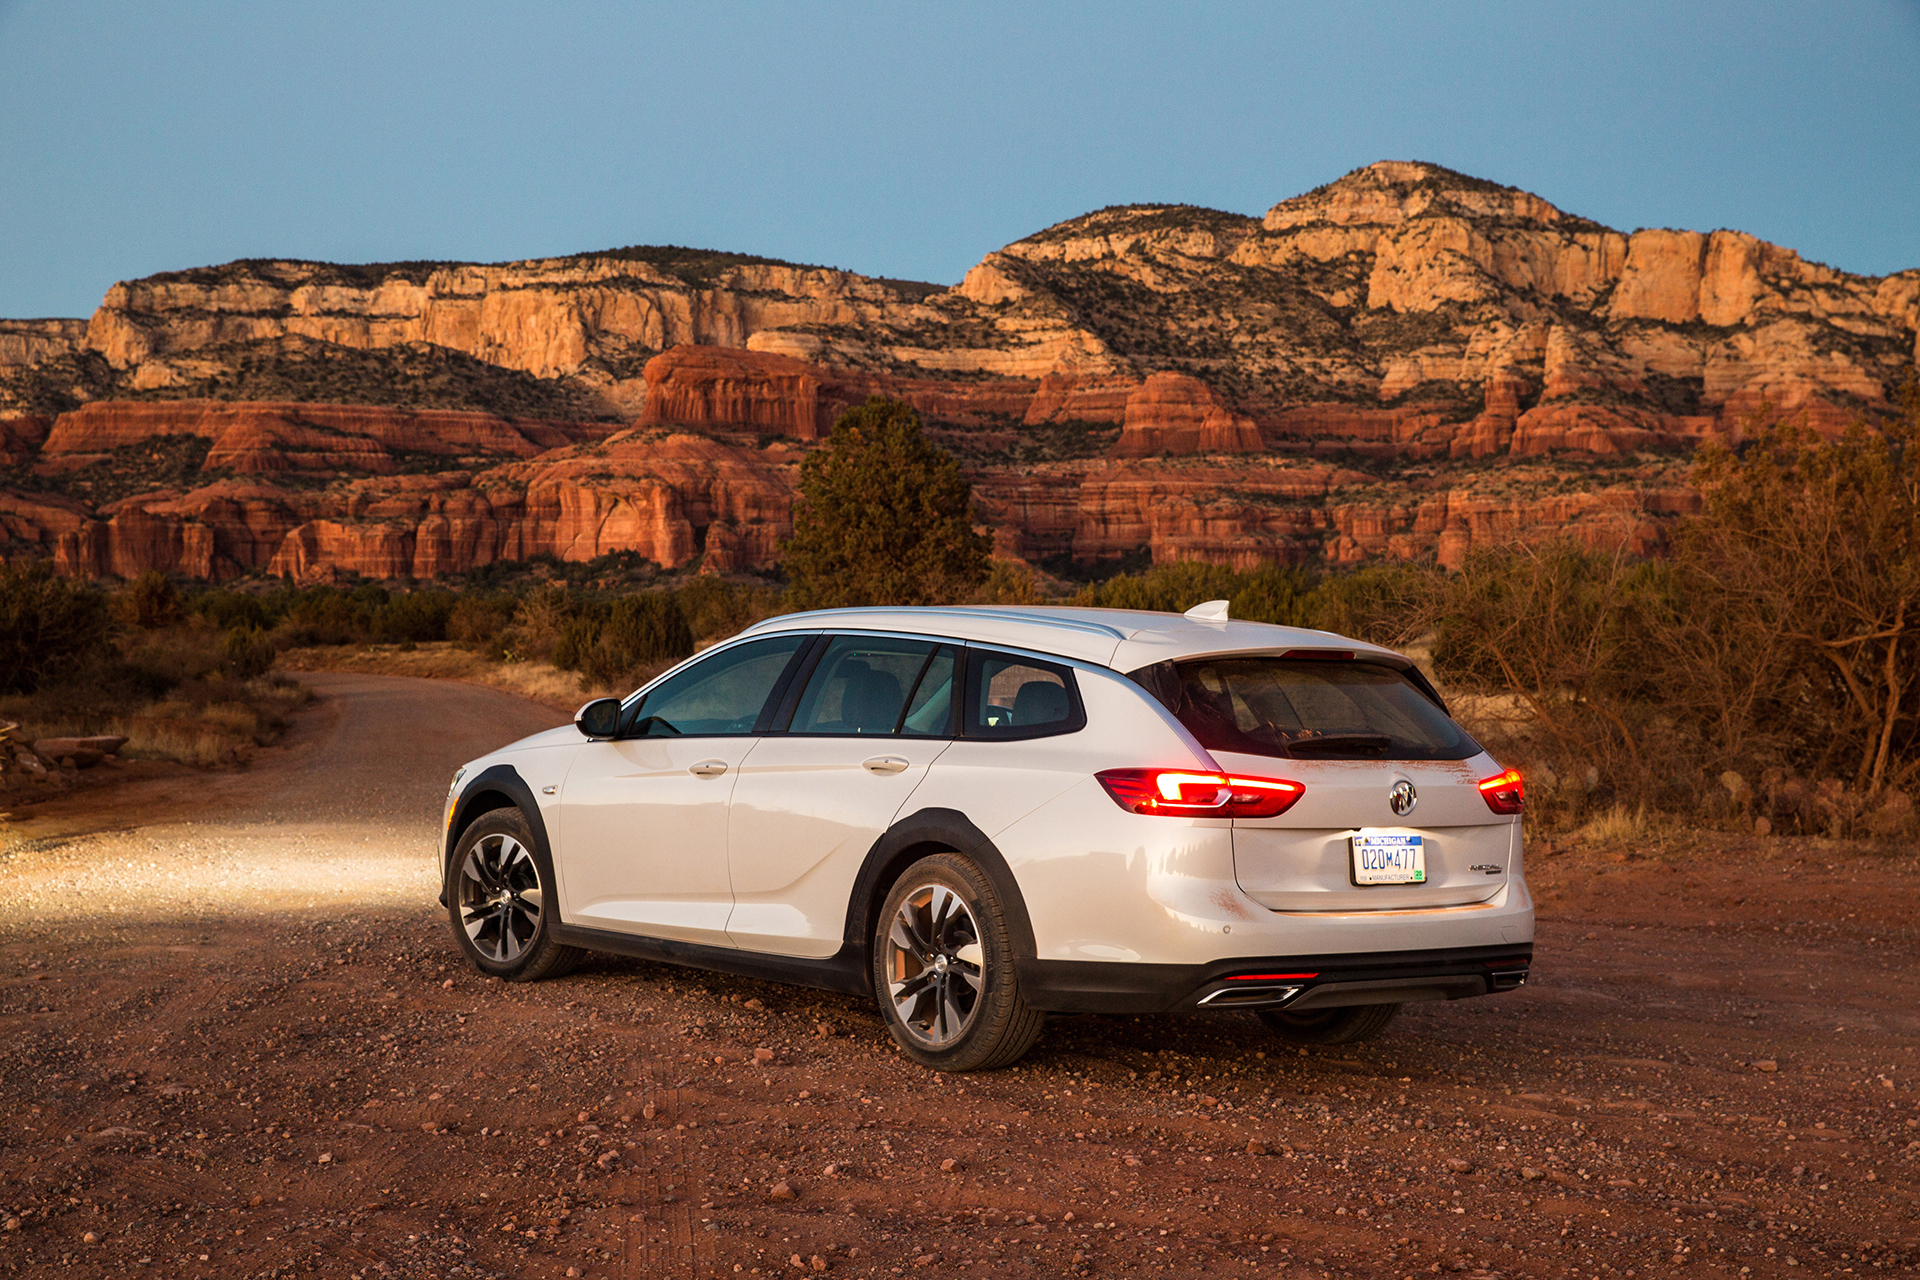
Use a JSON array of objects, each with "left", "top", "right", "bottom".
[{"left": 1, "top": 674, "right": 1915, "bottom": 1280}]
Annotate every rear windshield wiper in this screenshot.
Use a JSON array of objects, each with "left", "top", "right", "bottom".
[{"left": 1285, "top": 733, "right": 1392, "bottom": 754}]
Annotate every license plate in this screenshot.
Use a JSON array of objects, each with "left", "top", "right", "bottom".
[{"left": 1351, "top": 833, "right": 1425, "bottom": 885}]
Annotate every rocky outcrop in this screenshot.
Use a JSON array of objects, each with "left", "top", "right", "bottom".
[
  {"left": 637, "top": 345, "right": 1036, "bottom": 438},
  {"left": 0, "top": 415, "right": 51, "bottom": 468},
  {"left": 2, "top": 160, "right": 1915, "bottom": 583},
  {"left": 41, "top": 428, "right": 797, "bottom": 583},
  {"left": 0, "top": 319, "right": 86, "bottom": 369},
  {"left": 38, "top": 400, "right": 613, "bottom": 475},
  {"left": 1111, "top": 373, "right": 1263, "bottom": 457}
]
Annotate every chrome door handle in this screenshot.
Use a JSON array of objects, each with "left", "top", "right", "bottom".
[
  {"left": 688, "top": 760, "right": 729, "bottom": 778},
  {"left": 862, "top": 755, "right": 910, "bottom": 775}
]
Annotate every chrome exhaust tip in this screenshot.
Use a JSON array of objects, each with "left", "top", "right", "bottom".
[{"left": 1197, "top": 984, "right": 1302, "bottom": 1009}]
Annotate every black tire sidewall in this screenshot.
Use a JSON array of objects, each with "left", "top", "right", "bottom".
[
  {"left": 447, "top": 807, "right": 560, "bottom": 980},
  {"left": 871, "top": 854, "right": 1025, "bottom": 1072}
]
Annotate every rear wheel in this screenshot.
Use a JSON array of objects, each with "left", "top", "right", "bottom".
[
  {"left": 872, "top": 853, "right": 1044, "bottom": 1072},
  {"left": 1256, "top": 1002, "right": 1401, "bottom": 1046},
  {"left": 447, "top": 808, "right": 583, "bottom": 982}
]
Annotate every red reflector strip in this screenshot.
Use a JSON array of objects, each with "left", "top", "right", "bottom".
[
  {"left": 1279, "top": 649, "right": 1354, "bottom": 661},
  {"left": 1483, "top": 959, "right": 1530, "bottom": 969},
  {"left": 1228, "top": 973, "right": 1318, "bottom": 981}
]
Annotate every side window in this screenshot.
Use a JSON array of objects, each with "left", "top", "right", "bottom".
[
  {"left": 899, "top": 646, "right": 958, "bottom": 737},
  {"left": 965, "top": 650, "right": 1085, "bottom": 739},
  {"left": 624, "top": 635, "right": 810, "bottom": 738},
  {"left": 789, "top": 635, "right": 946, "bottom": 736}
]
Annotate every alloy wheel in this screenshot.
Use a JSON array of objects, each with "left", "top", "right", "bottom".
[
  {"left": 884, "top": 883, "right": 984, "bottom": 1047},
  {"left": 458, "top": 832, "right": 544, "bottom": 964}
]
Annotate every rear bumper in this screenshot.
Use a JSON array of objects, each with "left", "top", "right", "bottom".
[{"left": 1016, "top": 943, "right": 1532, "bottom": 1015}]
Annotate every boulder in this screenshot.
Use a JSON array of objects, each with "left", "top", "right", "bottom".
[{"left": 30, "top": 736, "right": 128, "bottom": 769}]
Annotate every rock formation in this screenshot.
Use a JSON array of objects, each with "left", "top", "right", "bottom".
[{"left": 1, "top": 161, "right": 1913, "bottom": 582}]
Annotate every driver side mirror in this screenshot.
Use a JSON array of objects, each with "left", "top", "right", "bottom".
[{"left": 574, "top": 697, "right": 623, "bottom": 740}]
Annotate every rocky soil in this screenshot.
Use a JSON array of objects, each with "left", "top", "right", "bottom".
[{"left": 0, "top": 675, "right": 1915, "bottom": 1280}]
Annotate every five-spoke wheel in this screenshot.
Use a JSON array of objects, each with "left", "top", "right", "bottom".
[
  {"left": 457, "top": 830, "right": 544, "bottom": 963},
  {"left": 884, "top": 883, "right": 986, "bottom": 1048},
  {"left": 446, "top": 808, "right": 582, "bottom": 982},
  {"left": 871, "top": 853, "right": 1044, "bottom": 1071}
]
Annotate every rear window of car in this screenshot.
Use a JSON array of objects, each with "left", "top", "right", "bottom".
[{"left": 1130, "top": 656, "right": 1479, "bottom": 761}]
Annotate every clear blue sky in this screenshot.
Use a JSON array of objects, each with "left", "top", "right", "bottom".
[{"left": 3, "top": 1, "right": 1917, "bottom": 319}]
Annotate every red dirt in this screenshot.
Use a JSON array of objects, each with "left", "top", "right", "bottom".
[{"left": 0, "top": 676, "right": 1915, "bottom": 1280}]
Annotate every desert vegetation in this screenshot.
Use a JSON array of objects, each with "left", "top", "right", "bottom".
[
  {"left": 0, "top": 564, "right": 307, "bottom": 770},
  {"left": 1079, "top": 386, "right": 1920, "bottom": 839},
  {"left": 4, "top": 384, "right": 1913, "bottom": 837}
]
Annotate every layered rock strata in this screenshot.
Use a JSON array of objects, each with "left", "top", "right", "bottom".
[{"left": 1, "top": 161, "right": 1914, "bottom": 582}]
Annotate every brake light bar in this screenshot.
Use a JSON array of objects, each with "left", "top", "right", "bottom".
[
  {"left": 1227, "top": 972, "right": 1318, "bottom": 981},
  {"left": 1280, "top": 649, "right": 1355, "bottom": 660},
  {"left": 1095, "top": 768, "right": 1305, "bottom": 819},
  {"left": 1478, "top": 768, "right": 1525, "bottom": 814}
]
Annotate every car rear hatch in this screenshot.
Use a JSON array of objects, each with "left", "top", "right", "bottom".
[
  {"left": 1127, "top": 652, "right": 1517, "bottom": 913},
  {"left": 1215, "top": 753, "right": 1515, "bottom": 911}
]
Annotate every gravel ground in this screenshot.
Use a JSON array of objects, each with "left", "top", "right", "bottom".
[{"left": 0, "top": 672, "right": 1915, "bottom": 1280}]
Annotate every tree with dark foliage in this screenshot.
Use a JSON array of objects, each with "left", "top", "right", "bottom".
[{"left": 782, "top": 397, "right": 990, "bottom": 609}]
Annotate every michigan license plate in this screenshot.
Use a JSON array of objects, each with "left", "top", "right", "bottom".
[{"left": 1352, "top": 833, "right": 1425, "bottom": 885}]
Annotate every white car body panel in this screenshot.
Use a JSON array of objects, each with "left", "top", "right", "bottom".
[
  {"left": 1215, "top": 750, "right": 1517, "bottom": 912},
  {"left": 556, "top": 735, "right": 755, "bottom": 945},
  {"left": 725, "top": 736, "right": 952, "bottom": 957}
]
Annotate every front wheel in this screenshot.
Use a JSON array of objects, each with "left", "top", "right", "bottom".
[
  {"left": 1256, "top": 1002, "right": 1401, "bottom": 1046},
  {"left": 872, "top": 853, "right": 1044, "bottom": 1072},
  {"left": 447, "top": 808, "right": 582, "bottom": 982}
]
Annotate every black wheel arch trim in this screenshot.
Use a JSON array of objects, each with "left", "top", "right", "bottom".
[
  {"left": 440, "top": 764, "right": 554, "bottom": 907},
  {"left": 840, "top": 807, "right": 1038, "bottom": 964}
]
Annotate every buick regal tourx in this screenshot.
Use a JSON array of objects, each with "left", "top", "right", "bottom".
[{"left": 439, "top": 604, "right": 1532, "bottom": 1071}]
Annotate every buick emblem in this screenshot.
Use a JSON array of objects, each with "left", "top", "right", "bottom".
[{"left": 1389, "top": 780, "right": 1418, "bottom": 817}]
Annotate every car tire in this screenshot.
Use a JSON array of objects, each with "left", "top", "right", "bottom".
[
  {"left": 1256, "top": 1002, "right": 1401, "bottom": 1046},
  {"left": 872, "top": 853, "right": 1044, "bottom": 1072},
  {"left": 447, "top": 807, "right": 583, "bottom": 983}
]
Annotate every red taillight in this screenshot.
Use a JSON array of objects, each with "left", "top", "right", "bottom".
[
  {"left": 1227, "top": 972, "right": 1318, "bottom": 981},
  {"left": 1095, "top": 768, "right": 1304, "bottom": 819},
  {"left": 1478, "top": 768, "right": 1525, "bottom": 814}
]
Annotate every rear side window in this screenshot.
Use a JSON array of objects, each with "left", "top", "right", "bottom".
[
  {"left": 1133, "top": 657, "right": 1478, "bottom": 761},
  {"left": 790, "top": 635, "right": 953, "bottom": 736},
  {"left": 624, "top": 635, "right": 809, "bottom": 737},
  {"left": 965, "top": 650, "right": 1085, "bottom": 739}
]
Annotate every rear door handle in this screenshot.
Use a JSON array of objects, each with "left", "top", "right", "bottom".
[
  {"left": 689, "top": 759, "right": 729, "bottom": 778},
  {"left": 863, "top": 755, "right": 910, "bottom": 775}
]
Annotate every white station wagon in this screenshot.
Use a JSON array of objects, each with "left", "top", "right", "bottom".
[{"left": 440, "top": 604, "right": 1532, "bottom": 1071}]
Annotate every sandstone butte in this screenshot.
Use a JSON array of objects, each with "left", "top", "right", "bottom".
[{"left": 1, "top": 161, "right": 1914, "bottom": 584}]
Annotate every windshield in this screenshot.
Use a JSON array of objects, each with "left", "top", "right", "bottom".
[{"left": 1132, "top": 657, "right": 1479, "bottom": 762}]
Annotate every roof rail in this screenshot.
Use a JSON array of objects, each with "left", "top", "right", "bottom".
[{"left": 743, "top": 606, "right": 1128, "bottom": 642}]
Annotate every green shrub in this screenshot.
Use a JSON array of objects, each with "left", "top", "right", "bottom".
[
  {"left": 120, "top": 570, "right": 182, "bottom": 629},
  {"left": 1073, "top": 560, "right": 1242, "bottom": 613},
  {"left": 446, "top": 593, "right": 517, "bottom": 652},
  {"left": 193, "top": 588, "right": 275, "bottom": 632},
  {"left": 373, "top": 590, "right": 454, "bottom": 644},
  {"left": 782, "top": 397, "right": 990, "bottom": 609},
  {"left": 676, "top": 576, "right": 783, "bottom": 642},
  {"left": 221, "top": 626, "right": 278, "bottom": 680},
  {"left": 0, "top": 562, "right": 113, "bottom": 694}
]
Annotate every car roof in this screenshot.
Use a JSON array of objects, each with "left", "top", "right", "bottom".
[{"left": 738, "top": 605, "right": 1408, "bottom": 673}]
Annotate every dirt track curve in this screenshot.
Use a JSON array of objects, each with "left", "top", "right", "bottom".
[{"left": 1, "top": 672, "right": 1916, "bottom": 1280}]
